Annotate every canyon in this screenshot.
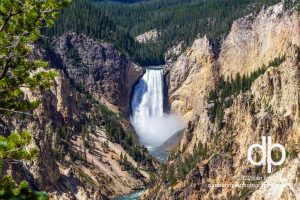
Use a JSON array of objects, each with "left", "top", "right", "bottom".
[
  {"left": 143, "top": 2, "right": 300, "bottom": 200},
  {"left": 2, "top": 1, "right": 300, "bottom": 200},
  {"left": 5, "top": 32, "right": 156, "bottom": 199}
]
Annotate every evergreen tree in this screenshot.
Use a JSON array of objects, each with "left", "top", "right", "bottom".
[
  {"left": 0, "top": 0, "right": 70, "bottom": 198},
  {"left": 120, "top": 152, "right": 123, "bottom": 164},
  {"left": 207, "top": 55, "right": 285, "bottom": 129},
  {"left": 46, "top": 0, "right": 280, "bottom": 66},
  {"left": 124, "top": 154, "right": 128, "bottom": 164}
]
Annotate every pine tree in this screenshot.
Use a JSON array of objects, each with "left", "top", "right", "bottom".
[
  {"left": 0, "top": 0, "right": 70, "bottom": 198},
  {"left": 124, "top": 154, "right": 128, "bottom": 164},
  {"left": 120, "top": 152, "right": 123, "bottom": 164}
]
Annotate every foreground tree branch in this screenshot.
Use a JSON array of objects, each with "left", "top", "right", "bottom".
[{"left": 0, "top": 0, "right": 71, "bottom": 198}]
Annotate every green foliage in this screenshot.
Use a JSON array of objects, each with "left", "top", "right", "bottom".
[
  {"left": 0, "top": 131, "right": 46, "bottom": 199},
  {"left": 96, "top": 0, "right": 280, "bottom": 37},
  {"left": 287, "top": 141, "right": 298, "bottom": 159},
  {"left": 96, "top": 103, "right": 151, "bottom": 167},
  {"left": 119, "top": 153, "right": 143, "bottom": 178},
  {"left": 63, "top": 89, "right": 152, "bottom": 170},
  {"left": 0, "top": 131, "right": 38, "bottom": 164},
  {"left": 207, "top": 55, "right": 285, "bottom": 128},
  {"left": 98, "top": 0, "right": 280, "bottom": 62},
  {"left": 268, "top": 56, "right": 287, "bottom": 68},
  {"left": 162, "top": 141, "right": 208, "bottom": 186},
  {"left": 166, "top": 163, "right": 176, "bottom": 186},
  {"left": 288, "top": 148, "right": 298, "bottom": 159},
  {"left": 176, "top": 141, "right": 208, "bottom": 182},
  {"left": 0, "top": 0, "right": 71, "bottom": 130},
  {"left": 45, "top": 0, "right": 280, "bottom": 65},
  {"left": 0, "top": 0, "right": 70, "bottom": 197},
  {"left": 52, "top": 125, "right": 75, "bottom": 162},
  {"left": 75, "top": 168, "right": 96, "bottom": 185},
  {"left": 46, "top": 0, "right": 164, "bottom": 65},
  {"left": 81, "top": 125, "right": 89, "bottom": 149},
  {"left": 284, "top": 0, "right": 300, "bottom": 11},
  {"left": 0, "top": 176, "right": 48, "bottom": 200}
]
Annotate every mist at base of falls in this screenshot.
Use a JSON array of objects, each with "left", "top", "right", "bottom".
[
  {"left": 130, "top": 67, "right": 185, "bottom": 146},
  {"left": 132, "top": 113, "right": 184, "bottom": 145}
]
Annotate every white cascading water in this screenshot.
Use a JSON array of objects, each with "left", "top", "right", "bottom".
[{"left": 131, "top": 67, "right": 185, "bottom": 146}]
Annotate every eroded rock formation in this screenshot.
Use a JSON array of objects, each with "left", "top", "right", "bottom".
[
  {"left": 145, "top": 3, "right": 300, "bottom": 200},
  {"left": 6, "top": 33, "right": 153, "bottom": 200},
  {"left": 53, "top": 32, "right": 143, "bottom": 115}
]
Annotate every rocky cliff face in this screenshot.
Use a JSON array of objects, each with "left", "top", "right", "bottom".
[
  {"left": 136, "top": 29, "right": 160, "bottom": 43},
  {"left": 167, "top": 36, "right": 215, "bottom": 121},
  {"left": 220, "top": 3, "right": 300, "bottom": 78},
  {"left": 53, "top": 32, "right": 143, "bottom": 115},
  {"left": 6, "top": 34, "right": 153, "bottom": 199},
  {"left": 145, "top": 2, "right": 300, "bottom": 200},
  {"left": 250, "top": 159, "right": 300, "bottom": 200},
  {"left": 164, "top": 35, "right": 216, "bottom": 150}
]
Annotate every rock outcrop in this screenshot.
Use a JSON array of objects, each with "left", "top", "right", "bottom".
[
  {"left": 53, "top": 32, "right": 143, "bottom": 115},
  {"left": 165, "top": 41, "right": 185, "bottom": 62},
  {"left": 167, "top": 36, "right": 215, "bottom": 122},
  {"left": 250, "top": 159, "right": 300, "bottom": 200},
  {"left": 136, "top": 29, "right": 160, "bottom": 43},
  {"left": 6, "top": 34, "right": 153, "bottom": 199},
  {"left": 145, "top": 2, "right": 300, "bottom": 200},
  {"left": 220, "top": 3, "right": 300, "bottom": 77}
]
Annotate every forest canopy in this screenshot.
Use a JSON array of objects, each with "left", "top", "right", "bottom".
[{"left": 46, "top": 0, "right": 280, "bottom": 65}]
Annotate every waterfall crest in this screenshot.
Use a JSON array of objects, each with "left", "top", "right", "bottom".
[{"left": 131, "top": 67, "right": 184, "bottom": 145}]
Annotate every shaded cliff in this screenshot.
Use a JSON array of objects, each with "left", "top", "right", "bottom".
[
  {"left": 5, "top": 33, "right": 154, "bottom": 200},
  {"left": 53, "top": 32, "right": 143, "bottom": 115}
]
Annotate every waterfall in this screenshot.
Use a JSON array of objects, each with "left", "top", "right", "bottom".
[{"left": 131, "top": 67, "right": 184, "bottom": 146}]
